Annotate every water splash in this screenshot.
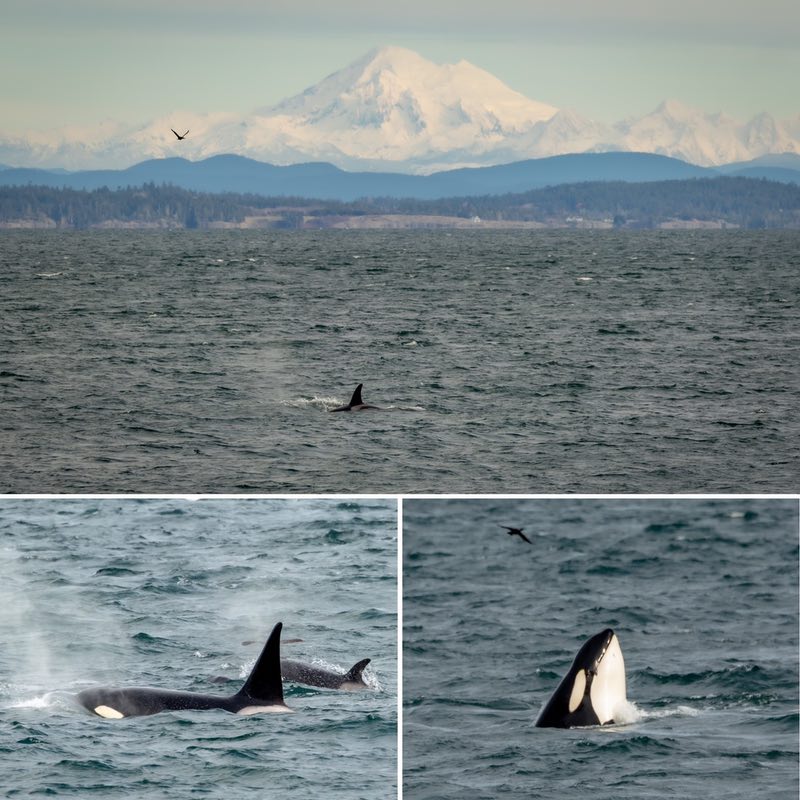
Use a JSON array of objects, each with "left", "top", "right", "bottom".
[
  {"left": 284, "top": 396, "right": 341, "bottom": 411},
  {"left": 637, "top": 704, "right": 702, "bottom": 720},
  {"left": 5, "top": 690, "right": 75, "bottom": 713}
]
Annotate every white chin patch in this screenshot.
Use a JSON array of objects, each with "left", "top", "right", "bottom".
[
  {"left": 589, "top": 633, "right": 627, "bottom": 724},
  {"left": 94, "top": 705, "right": 124, "bottom": 719},
  {"left": 236, "top": 704, "right": 293, "bottom": 715}
]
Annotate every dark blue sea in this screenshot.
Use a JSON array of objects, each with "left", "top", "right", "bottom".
[
  {"left": 403, "top": 497, "right": 799, "bottom": 799},
  {"left": 2, "top": 229, "right": 798, "bottom": 493},
  {"left": 0, "top": 497, "right": 397, "bottom": 799}
]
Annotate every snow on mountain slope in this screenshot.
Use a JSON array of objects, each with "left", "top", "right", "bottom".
[
  {"left": 616, "top": 99, "right": 799, "bottom": 166},
  {"left": 237, "top": 46, "right": 560, "bottom": 171},
  {"left": 0, "top": 47, "right": 797, "bottom": 172},
  {"left": 265, "top": 46, "right": 557, "bottom": 133}
]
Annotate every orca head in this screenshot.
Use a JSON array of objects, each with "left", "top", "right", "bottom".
[{"left": 535, "top": 628, "right": 627, "bottom": 728}]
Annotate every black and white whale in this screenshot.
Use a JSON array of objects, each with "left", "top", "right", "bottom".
[
  {"left": 281, "top": 657, "right": 372, "bottom": 690},
  {"left": 329, "top": 384, "right": 381, "bottom": 412},
  {"left": 76, "top": 622, "right": 290, "bottom": 718},
  {"left": 535, "top": 628, "right": 627, "bottom": 728}
]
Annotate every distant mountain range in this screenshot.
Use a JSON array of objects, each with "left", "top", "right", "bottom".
[
  {"left": 1, "top": 151, "right": 799, "bottom": 202},
  {"left": 1, "top": 46, "right": 798, "bottom": 173}
]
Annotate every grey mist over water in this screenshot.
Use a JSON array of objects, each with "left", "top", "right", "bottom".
[{"left": 2, "top": 229, "right": 798, "bottom": 493}]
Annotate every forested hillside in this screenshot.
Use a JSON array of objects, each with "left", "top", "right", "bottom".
[{"left": 1, "top": 177, "right": 797, "bottom": 229}]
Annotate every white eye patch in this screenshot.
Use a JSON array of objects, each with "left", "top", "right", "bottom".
[
  {"left": 94, "top": 705, "right": 124, "bottom": 719},
  {"left": 568, "top": 669, "right": 586, "bottom": 712}
]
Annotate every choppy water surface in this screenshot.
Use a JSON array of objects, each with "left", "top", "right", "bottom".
[
  {"left": 2, "top": 229, "right": 798, "bottom": 493},
  {"left": 403, "top": 497, "right": 798, "bottom": 799},
  {"left": 0, "top": 498, "right": 397, "bottom": 799}
]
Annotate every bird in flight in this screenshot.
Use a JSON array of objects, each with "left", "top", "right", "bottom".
[
  {"left": 500, "top": 525, "right": 532, "bottom": 544},
  {"left": 171, "top": 128, "right": 189, "bottom": 140}
]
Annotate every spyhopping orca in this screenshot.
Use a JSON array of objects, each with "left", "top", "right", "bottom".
[
  {"left": 329, "top": 384, "right": 380, "bottom": 412},
  {"left": 76, "top": 622, "right": 290, "bottom": 718},
  {"left": 281, "top": 657, "right": 372, "bottom": 691},
  {"left": 171, "top": 128, "right": 189, "bottom": 140},
  {"left": 535, "top": 628, "right": 627, "bottom": 728},
  {"left": 500, "top": 526, "right": 532, "bottom": 544}
]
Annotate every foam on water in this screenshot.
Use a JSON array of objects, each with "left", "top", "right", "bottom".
[
  {"left": 285, "top": 395, "right": 342, "bottom": 411},
  {"left": 638, "top": 704, "right": 702, "bottom": 720},
  {"left": 6, "top": 691, "right": 74, "bottom": 712}
]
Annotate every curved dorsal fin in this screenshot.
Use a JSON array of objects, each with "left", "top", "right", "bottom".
[
  {"left": 237, "top": 622, "right": 284, "bottom": 703},
  {"left": 344, "top": 658, "right": 371, "bottom": 682},
  {"left": 348, "top": 384, "right": 364, "bottom": 407}
]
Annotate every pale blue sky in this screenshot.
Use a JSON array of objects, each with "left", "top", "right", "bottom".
[{"left": 2, "top": 0, "right": 798, "bottom": 133}]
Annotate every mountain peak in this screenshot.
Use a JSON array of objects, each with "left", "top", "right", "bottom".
[
  {"left": 259, "top": 46, "right": 559, "bottom": 171},
  {"left": 1, "top": 47, "right": 796, "bottom": 172},
  {"left": 289, "top": 45, "right": 558, "bottom": 124},
  {"left": 653, "top": 99, "right": 702, "bottom": 121},
  {"left": 359, "top": 45, "right": 431, "bottom": 69}
]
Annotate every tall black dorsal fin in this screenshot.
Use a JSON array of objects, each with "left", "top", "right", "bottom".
[
  {"left": 344, "top": 658, "right": 371, "bottom": 682},
  {"left": 237, "top": 622, "right": 284, "bottom": 704},
  {"left": 349, "top": 384, "right": 364, "bottom": 407}
]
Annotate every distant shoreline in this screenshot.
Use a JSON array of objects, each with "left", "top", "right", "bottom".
[
  {"left": 1, "top": 177, "right": 797, "bottom": 230},
  {"left": 0, "top": 215, "right": 744, "bottom": 231}
]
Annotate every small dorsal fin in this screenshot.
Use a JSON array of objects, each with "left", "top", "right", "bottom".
[
  {"left": 237, "top": 622, "right": 284, "bottom": 704},
  {"left": 348, "top": 384, "right": 364, "bottom": 407},
  {"left": 344, "top": 658, "right": 371, "bottom": 683}
]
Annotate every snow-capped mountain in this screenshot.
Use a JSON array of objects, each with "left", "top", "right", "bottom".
[
  {"left": 616, "top": 100, "right": 799, "bottom": 166},
  {"left": 0, "top": 46, "right": 797, "bottom": 173}
]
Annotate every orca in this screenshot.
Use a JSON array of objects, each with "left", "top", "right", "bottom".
[
  {"left": 535, "top": 628, "right": 627, "bottom": 728},
  {"left": 281, "top": 657, "right": 372, "bottom": 691},
  {"left": 329, "top": 384, "right": 380, "bottom": 412},
  {"left": 76, "top": 622, "right": 291, "bottom": 718}
]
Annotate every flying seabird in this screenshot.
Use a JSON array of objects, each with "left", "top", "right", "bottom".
[
  {"left": 500, "top": 525, "right": 532, "bottom": 544},
  {"left": 171, "top": 129, "right": 189, "bottom": 140}
]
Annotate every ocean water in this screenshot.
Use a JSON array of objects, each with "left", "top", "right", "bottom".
[
  {"left": 2, "top": 229, "right": 799, "bottom": 493},
  {"left": 0, "top": 497, "right": 397, "bottom": 799},
  {"left": 403, "top": 497, "right": 799, "bottom": 799}
]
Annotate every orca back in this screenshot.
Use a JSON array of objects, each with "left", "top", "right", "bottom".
[{"left": 77, "top": 622, "right": 288, "bottom": 718}]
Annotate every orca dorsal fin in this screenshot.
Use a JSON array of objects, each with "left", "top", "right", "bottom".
[
  {"left": 348, "top": 384, "right": 364, "bottom": 407},
  {"left": 237, "top": 622, "right": 285, "bottom": 704},
  {"left": 344, "top": 658, "right": 371, "bottom": 683}
]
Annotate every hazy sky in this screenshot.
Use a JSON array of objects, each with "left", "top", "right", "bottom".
[{"left": 2, "top": 0, "right": 798, "bottom": 134}]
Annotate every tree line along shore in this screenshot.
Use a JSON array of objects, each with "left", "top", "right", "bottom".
[{"left": 1, "top": 176, "right": 798, "bottom": 230}]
